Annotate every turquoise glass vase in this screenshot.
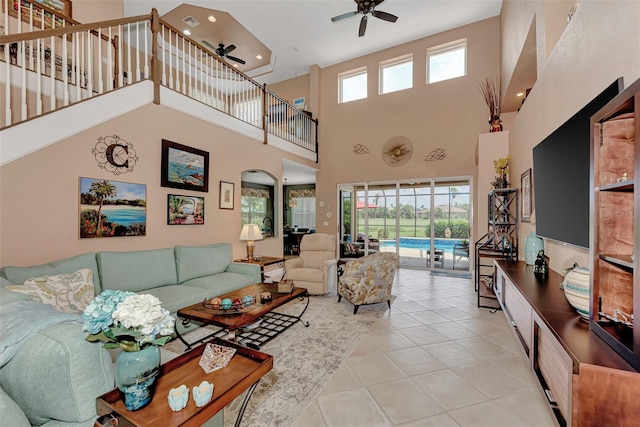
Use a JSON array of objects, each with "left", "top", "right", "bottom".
[
  {"left": 525, "top": 232, "right": 544, "bottom": 265},
  {"left": 115, "top": 345, "right": 160, "bottom": 411}
]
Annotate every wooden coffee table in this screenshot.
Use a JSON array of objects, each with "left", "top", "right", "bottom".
[
  {"left": 96, "top": 338, "right": 272, "bottom": 427},
  {"left": 175, "top": 283, "right": 309, "bottom": 351}
]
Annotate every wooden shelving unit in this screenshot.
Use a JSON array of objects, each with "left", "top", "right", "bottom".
[
  {"left": 476, "top": 188, "right": 518, "bottom": 309},
  {"left": 591, "top": 77, "right": 640, "bottom": 371}
]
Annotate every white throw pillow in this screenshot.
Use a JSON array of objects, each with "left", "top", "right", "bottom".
[{"left": 6, "top": 269, "right": 95, "bottom": 314}]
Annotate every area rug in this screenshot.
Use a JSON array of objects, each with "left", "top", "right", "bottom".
[{"left": 163, "top": 288, "right": 388, "bottom": 427}]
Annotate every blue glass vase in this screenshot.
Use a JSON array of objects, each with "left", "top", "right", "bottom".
[
  {"left": 115, "top": 345, "right": 160, "bottom": 411},
  {"left": 525, "top": 232, "right": 544, "bottom": 265}
]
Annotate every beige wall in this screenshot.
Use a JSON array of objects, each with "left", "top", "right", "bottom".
[
  {"left": 0, "top": 103, "right": 318, "bottom": 266},
  {"left": 268, "top": 74, "right": 311, "bottom": 114},
  {"left": 502, "top": 0, "right": 640, "bottom": 272},
  {"left": 72, "top": 0, "right": 123, "bottom": 22},
  {"left": 314, "top": 17, "right": 501, "bottom": 240}
]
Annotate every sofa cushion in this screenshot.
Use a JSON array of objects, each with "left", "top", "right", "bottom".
[
  {"left": 139, "top": 285, "right": 212, "bottom": 315},
  {"left": 181, "top": 272, "right": 256, "bottom": 296},
  {"left": 0, "top": 252, "right": 101, "bottom": 294},
  {"left": 0, "top": 386, "right": 30, "bottom": 427},
  {"left": 97, "top": 248, "right": 177, "bottom": 293},
  {"left": 285, "top": 267, "right": 324, "bottom": 283},
  {"left": 0, "top": 323, "right": 113, "bottom": 426},
  {"left": 5, "top": 269, "right": 94, "bottom": 314},
  {"left": 175, "top": 243, "right": 232, "bottom": 284}
]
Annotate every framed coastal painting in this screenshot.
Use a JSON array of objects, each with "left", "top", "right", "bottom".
[
  {"left": 79, "top": 177, "right": 146, "bottom": 238},
  {"left": 219, "top": 181, "right": 234, "bottom": 210},
  {"left": 521, "top": 168, "right": 532, "bottom": 222},
  {"left": 168, "top": 194, "right": 204, "bottom": 225},
  {"left": 161, "top": 139, "right": 209, "bottom": 192}
]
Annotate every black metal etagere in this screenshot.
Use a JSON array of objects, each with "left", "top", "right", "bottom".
[{"left": 476, "top": 188, "right": 519, "bottom": 309}]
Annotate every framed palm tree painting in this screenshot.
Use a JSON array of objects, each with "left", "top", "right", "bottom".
[{"left": 79, "top": 177, "right": 146, "bottom": 238}]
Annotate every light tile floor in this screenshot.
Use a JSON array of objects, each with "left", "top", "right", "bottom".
[{"left": 293, "top": 268, "right": 556, "bottom": 427}]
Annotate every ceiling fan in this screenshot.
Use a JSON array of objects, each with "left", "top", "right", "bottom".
[
  {"left": 214, "top": 43, "right": 246, "bottom": 65},
  {"left": 331, "top": 0, "right": 398, "bottom": 37}
]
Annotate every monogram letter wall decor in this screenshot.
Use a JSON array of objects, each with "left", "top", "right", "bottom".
[{"left": 93, "top": 135, "right": 138, "bottom": 175}]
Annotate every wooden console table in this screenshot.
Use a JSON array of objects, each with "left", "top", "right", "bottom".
[
  {"left": 493, "top": 260, "right": 639, "bottom": 426},
  {"left": 96, "top": 338, "right": 272, "bottom": 427}
]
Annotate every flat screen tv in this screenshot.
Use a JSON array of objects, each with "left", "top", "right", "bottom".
[{"left": 532, "top": 78, "right": 623, "bottom": 249}]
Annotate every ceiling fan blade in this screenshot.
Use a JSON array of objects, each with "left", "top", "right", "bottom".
[
  {"left": 358, "top": 15, "right": 368, "bottom": 37},
  {"left": 331, "top": 11, "right": 357, "bottom": 22},
  {"left": 226, "top": 55, "right": 246, "bottom": 65},
  {"left": 224, "top": 44, "right": 236, "bottom": 54},
  {"left": 371, "top": 10, "right": 398, "bottom": 23},
  {"left": 374, "top": 0, "right": 385, "bottom": 6}
]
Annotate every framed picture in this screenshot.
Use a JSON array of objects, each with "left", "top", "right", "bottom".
[
  {"left": 79, "top": 177, "right": 146, "bottom": 238},
  {"left": 161, "top": 139, "right": 209, "bottom": 192},
  {"left": 11, "top": 0, "right": 72, "bottom": 29},
  {"left": 168, "top": 194, "right": 204, "bottom": 225},
  {"left": 219, "top": 181, "right": 235, "bottom": 210},
  {"left": 521, "top": 168, "right": 532, "bottom": 222}
]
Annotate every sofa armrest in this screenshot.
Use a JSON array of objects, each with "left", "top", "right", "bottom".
[
  {"left": 0, "top": 386, "right": 30, "bottom": 427},
  {"left": 284, "top": 258, "right": 303, "bottom": 271},
  {"left": 226, "top": 262, "right": 261, "bottom": 283}
]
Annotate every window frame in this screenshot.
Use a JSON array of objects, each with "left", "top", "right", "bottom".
[
  {"left": 427, "top": 38, "right": 467, "bottom": 84},
  {"left": 338, "top": 66, "right": 368, "bottom": 104},
  {"left": 379, "top": 53, "right": 413, "bottom": 95}
]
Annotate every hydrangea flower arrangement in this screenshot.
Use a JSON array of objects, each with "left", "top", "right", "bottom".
[{"left": 83, "top": 289, "right": 175, "bottom": 352}]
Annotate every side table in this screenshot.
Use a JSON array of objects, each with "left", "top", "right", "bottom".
[
  {"left": 234, "top": 256, "right": 284, "bottom": 282},
  {"left": 96, "top": 338, "right": 273, "bottom": 427}
]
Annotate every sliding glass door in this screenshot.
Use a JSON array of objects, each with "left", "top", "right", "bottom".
[{"left": 338, "top": 178, "right": 471, "bottom": 274}]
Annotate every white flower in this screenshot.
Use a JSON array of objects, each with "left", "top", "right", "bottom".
[{"left": 113, "top": 294, "right": 175, "bottom": 341}]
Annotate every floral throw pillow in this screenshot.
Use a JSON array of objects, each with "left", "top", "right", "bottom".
[{"left": 6, "top": 268, "right": 95, "bottom": 314}]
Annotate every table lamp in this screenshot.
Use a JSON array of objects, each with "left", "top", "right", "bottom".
[{"left": 239, "top": 224, "right": 263, "bottom": 260}]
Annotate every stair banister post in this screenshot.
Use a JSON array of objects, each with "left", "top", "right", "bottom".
[
  {"left": 262, "top": 83, "right": 268, "bottom": 144},
  {"left": 150, "top": 8, "right": 160, "bottom": 104}
]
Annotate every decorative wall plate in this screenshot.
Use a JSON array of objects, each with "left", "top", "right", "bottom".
[{"left": 382, "top": 136, "right": 413, "bottom": 166}]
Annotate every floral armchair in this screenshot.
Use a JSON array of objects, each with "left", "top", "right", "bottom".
[{"left": 338, "top": 252, "right": 398, "bottom": 314}]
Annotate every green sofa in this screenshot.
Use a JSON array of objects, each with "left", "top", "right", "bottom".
[{"left": 0, "top": 243, "right": 260, "bottom": 427}]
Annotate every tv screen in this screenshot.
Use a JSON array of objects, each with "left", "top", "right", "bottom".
[{"left": 532, "top": 78, "right": 623, "bottom": 249}]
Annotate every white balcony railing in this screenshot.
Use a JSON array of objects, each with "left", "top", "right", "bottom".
[{"left": 0, "top": 4, "right": 318, "bottom": 156}]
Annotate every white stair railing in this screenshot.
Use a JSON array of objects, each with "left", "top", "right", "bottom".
[{"left": 0, "top": 8, "right": 318, "bottom": 155}]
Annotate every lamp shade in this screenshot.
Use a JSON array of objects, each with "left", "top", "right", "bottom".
[{"left": 239, "top": 224, "right": 263, "bottom": 241}]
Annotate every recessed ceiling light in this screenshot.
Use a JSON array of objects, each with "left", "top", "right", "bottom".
[
  {"left": 256, "top": 54, "right": 263, "bottom": 60},
  {"left": 233, "top": 64, "right": 239, "bottom": 68},
  {"left": 207, "top": 15, "right": 216, "bottom": 22},
  {"left": 183, "top": 29, "right": 191, "bottom": 36},
  {"left": 516, "top": 92, "right": 524, "bottom": 97}
]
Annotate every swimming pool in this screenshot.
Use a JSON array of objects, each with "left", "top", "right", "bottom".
[{"left": 380, "top": 238, "right": 463, "bottom": 254}]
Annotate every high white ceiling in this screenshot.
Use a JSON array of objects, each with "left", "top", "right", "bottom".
[
  {"left": 123, "top": 0, "right": 503, "bottom": 85},
  {"left": 123, "top": 0, "right": 504, "bottom": 185}
]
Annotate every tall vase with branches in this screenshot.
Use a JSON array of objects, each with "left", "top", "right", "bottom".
[{"left": 478, "top": 77, "right": 502, "bottom": 132}]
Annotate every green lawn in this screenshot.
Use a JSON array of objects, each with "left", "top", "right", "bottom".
[{"left": 357, "top": 218, "right": 469, "bottom": 239}]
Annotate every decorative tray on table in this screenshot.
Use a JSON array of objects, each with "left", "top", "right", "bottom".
[{"left": 200, "top": 295, "right": 256, "bottom": 315}]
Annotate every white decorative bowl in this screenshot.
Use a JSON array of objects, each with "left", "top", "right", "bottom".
[{"left": 561, "top": 266, "right": 590, "bottom": 320}]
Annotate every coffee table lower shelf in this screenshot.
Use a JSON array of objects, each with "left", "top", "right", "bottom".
[
  {"left": 220, "top": 310, "right": 307, "bottom": 349},
  {"left": 96, "top": 338, "right": 273, "bottom": 427}
]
